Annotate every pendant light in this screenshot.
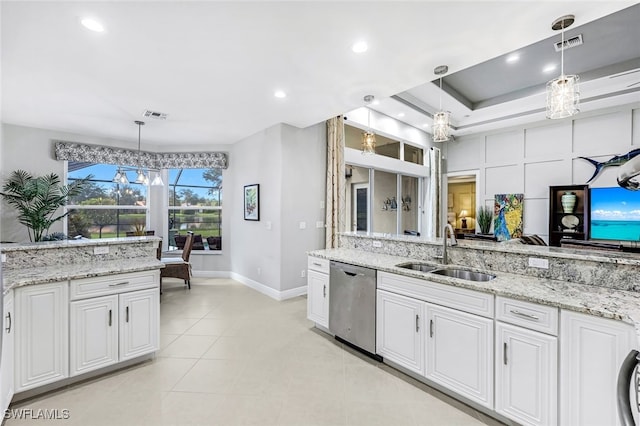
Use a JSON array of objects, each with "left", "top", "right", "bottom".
[
  {"left": 546, "top": 14, "right": 580, "bottom": 119},
  {"left": 133, "top": 121, "right": 149, "bottom": 185},
  {"left": 361, "top": 95, "right": 376, "bottom": 155},
  {"left": 433, "top": 65, "right": 451, "bottom": 142}
]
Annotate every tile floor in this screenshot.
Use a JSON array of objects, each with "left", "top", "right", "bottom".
[{"left": 7, "top": 278, "right": 504, "bottom": 426}]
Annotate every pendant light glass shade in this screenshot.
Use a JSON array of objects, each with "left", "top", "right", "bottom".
[
  {"left": 546, "top": 15, "right": 580, "bottom": 119},
  {"left": 151, "top": 172, "right": 164, "bottom": 186},
  {"left": 361, "top": 131, "right": 376, "bottom": 155},
  {"left": 361, "top": 95, "right": 376, "bottom": 155},
  {"left": 433, "top": 65, "right": 450, "bottom": 143},
  {"left": 433, "top": 111, "right": 451, "bottom": 143},
  {"left": 135, "top": 169, "right": 148, "bottom": 185},
  {"left": 113, "top": 168, "right": 129, "bottom": 185}
]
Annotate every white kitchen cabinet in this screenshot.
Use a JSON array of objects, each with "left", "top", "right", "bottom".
[
  {"left": 119, "top": 288, "right": 159, "bottom": 361},
  {"left": 376, "top": 289, "right": 424, "bottom": 375},
  {"left": 307, "top": 257, "right": 330, "bottom": 328},
  {"left": 70, "top": 295, "right": 119, "bottom": 376},
  {"left": 1, "top": 290, "right": 15, "bottom": 413},
  {"left": 15, "top": 281, "right": 69, "bottom": 392},
  {"left": 70, "top": 274, "right": 159, "bottom": 376},
  {"left": 495, "top": 322, "right": 557, "bottom": 426},
  {"left": 560, "top": 310, "right": 636, "bottom": 426},
  {"left": 426, "top": 304, "right": 493, "bottom": 408}
]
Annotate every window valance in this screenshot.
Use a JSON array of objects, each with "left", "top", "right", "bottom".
[{"left": 54, "top": 141, "right": 228, "bottom": 169}]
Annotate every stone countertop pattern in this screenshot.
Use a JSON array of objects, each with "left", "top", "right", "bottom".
[
  {"left": 3, "top": 258, "right": 164, "bottom": 291},
  {"left": 341, "top": 232, "right": 640, "bottom": 266},
  {"left": 309, "top": 248, "right": 640, "bottom": 339},
  {"left": 0, "top": 236, "right": 161, "bottom": 252}
]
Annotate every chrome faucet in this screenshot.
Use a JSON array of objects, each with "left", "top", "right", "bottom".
[{"left": 442, "top": 224, "right": 458, "bottom": 264}]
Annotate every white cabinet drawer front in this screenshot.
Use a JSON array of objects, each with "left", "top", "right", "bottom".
[
  {"left": 496, "top": 296, "right": 558, "bottom": 336},
  {"left": 378, "top": 271, "right": 494, "bottom": 318},
  {"left": 70, "top": 270, "right": 159, "bottom": 300},
  {"left": 307, "top": 257, "right": 330, "bottom": 274}
]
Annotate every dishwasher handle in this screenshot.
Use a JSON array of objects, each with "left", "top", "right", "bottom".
[{"left": 617, "top": 349, "right": 639, "bottom": 426}]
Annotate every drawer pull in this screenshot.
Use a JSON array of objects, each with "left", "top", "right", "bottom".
[
  {"left": 109, "top": 281, "right": 130, "bottom": 287},
  {"left": 312, "top": 262, "right": 322, "bottom": 267},
  {"left": 5, "top": 312, "right": 11, "bottom": 334},
  {"left": 416, "top": 315, "right": 420, "bottom": 332},
  {"left": 509, "top": 309, "right": 539, "bottom": 321}
]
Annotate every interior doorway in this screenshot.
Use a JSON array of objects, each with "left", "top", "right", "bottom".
[
  {"left": 353, "top": 183, "right": 369, "bottom": 232},
  {"left": 446, "top": 171, "right": 479, "bottom": 233}
]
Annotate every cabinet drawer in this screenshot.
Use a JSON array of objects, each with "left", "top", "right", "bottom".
[
  {"left": 496, "top": 296, "right": 558, "bottom": 336},
  {"left": 308, "top": 257, "right": 330, "bottom": 274},
  {"left": 70, "top": 270, "right": 159, "bottom": 301},
  {"left": 378, "top": 271, "right": 494, "bottom": 318}
]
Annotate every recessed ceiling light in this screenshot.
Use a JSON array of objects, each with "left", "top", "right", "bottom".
[
  {"left": 397, "top": 113, "right": 405, "bottom": 118},
  {"left": 371, "top": 100, "right": 380, "bottom": 106},
  {"left": 422, "top": 123, "right": 430, "bottom": 128},
  {"left": 351, "top": 41, "right": 368, "bottom": 53},
  {"left": 274, "top": 90, "right": 287, "bottom": 99},
  {"left": 506, "top": 53, "right": 520, "bottom": 64},
  {"left": 81, "top": 18, "right": 104, "bottom": 32},
  {"left": 543, "top": 64, "right": 557, "bottom": 73}
]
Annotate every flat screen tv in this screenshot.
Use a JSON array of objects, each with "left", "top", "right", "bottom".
[{"left": 590, "top": 186, "right": 640, "bottom": 242}]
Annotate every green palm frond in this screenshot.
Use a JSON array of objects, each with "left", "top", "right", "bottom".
[{"left": 1, "top": 170, "right": 91, "bottom": 242}]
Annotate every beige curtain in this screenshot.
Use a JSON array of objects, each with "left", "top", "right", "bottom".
[{"left": 325, "top": 116, "right": 346, "bottom": 248}]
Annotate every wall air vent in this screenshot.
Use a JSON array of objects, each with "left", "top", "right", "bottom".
[
  {"left": 142, "top": 110, "right": 168, "bottom": 120},
  {"left": 554, "top": 34, "right": 583, "bottom": 52}
]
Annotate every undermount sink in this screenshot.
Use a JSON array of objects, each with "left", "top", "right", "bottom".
[
  {"left": 396, "top": 262, "right": 439, "bottom": 273},
  {"left": 430, "top": 268, "right": 496, "bottom": 282},
  {"left": 395, "top": 263, "right": 496, "bottom": 282}
]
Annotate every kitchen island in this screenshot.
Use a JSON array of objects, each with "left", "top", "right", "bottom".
[
  {"left": 0, "top": 237, "right": 164, "bottom": 411},
  {"left": 308, "top": 233, "right": 640, "bottom": 426}
]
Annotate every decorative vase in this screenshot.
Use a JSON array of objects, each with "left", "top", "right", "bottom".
[{"left": 561, "top": 191, "right": 577, "bottom": 213}]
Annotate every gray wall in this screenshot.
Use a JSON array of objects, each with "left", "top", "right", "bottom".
[
  {"left": 229, "top": 122, "right": 326, "bottom": 294},
  {"left": 445, "top": 103, "right": 640, "bottom": 242}
]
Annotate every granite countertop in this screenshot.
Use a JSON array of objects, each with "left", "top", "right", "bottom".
[
  {"left": 341, "top": 232, "right": 640, "bottom": 266},
  {"left": 3, "top": 258, "right": 164, "bottom": 292},
  {"left": 309, "top": 248, "right": 640, "bottom": 339},
  {"left": 0, "top": 236, "right": 161, "bottom": 252}
]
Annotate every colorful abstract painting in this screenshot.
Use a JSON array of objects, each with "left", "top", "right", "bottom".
[{"left": 494, "top": 194, "right": 523, "bottom": 241}]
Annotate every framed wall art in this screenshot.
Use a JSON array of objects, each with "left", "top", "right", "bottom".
[{"left": 244, "top": 184, "right": 260, "bottom": 221}]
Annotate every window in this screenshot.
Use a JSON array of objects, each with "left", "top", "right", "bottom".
[
  {"left": 67, "top": 162, "right": 148, "bottom": 238},
  {"left": 168, "top": 168, "right": 222, "bottom": 251}
]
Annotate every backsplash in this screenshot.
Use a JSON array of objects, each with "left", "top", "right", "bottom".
[{"left": 339, "top": 233, "right": 640, "bottom": 292}]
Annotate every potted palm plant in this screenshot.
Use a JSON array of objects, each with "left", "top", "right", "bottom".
[
  {"left": 1, "top": 170, "right": 90, "bottom": 242},
  {"left": 476, "top": 205, "right": 493, "bottom": 235}
]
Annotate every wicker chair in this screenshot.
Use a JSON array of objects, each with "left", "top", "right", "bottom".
[{"left": 160, "top": 232, "right": 194, "bottom": 290}]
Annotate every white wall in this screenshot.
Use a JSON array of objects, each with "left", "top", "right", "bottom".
[
  {"left": 229, "top": 122, "right": 326, "bottom": 297},
  {"left": 445, "top": 103, "right": 640, "bottom": 242}
]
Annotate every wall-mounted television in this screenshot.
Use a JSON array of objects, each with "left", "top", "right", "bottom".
[{"left": 590, "top": 186, "right": 640, "bottom": 242}]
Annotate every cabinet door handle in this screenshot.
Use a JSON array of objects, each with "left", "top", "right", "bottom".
[
  {"left": 509, "top": 309, "right": 539, "bottom": 321},
  {"left": 429, "top": 319, "right": 434, "bottom": 338},
  {"left": 415, "top": 315, "right": 420, "bottom": 332},
  {"left": 503, "top": 342, "right": 508, "bottom": 365},
  {"left": 108, "top": 309, "right": 112, "bottom": 326},
  {"left": 323, "top": 285, "right": 326, "bottom": 298},
  {"left": 5, "top": 312, "right": 11, "bottom": 334},
  {"left": 126, "top": 306, "right": 129, "bottom": 322},
  {"left": 109, "top": 281, "right": 130, "bottom": 287}
]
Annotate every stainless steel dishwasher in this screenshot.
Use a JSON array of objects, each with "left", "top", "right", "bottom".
[{"left": 329, "top": 261, "right": 379, "bottom": 358}]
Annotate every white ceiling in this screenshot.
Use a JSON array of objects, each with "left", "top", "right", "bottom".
[{"left": 1, "top": 1, "right": 637, "bottom": 148}]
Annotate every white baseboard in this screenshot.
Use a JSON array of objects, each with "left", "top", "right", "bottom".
[
  {"left": 192, "top": 270, "right": 231, "bottom": 278},
  {"left": 229, "top": 272, "right": 307, "bottom": 301}
]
